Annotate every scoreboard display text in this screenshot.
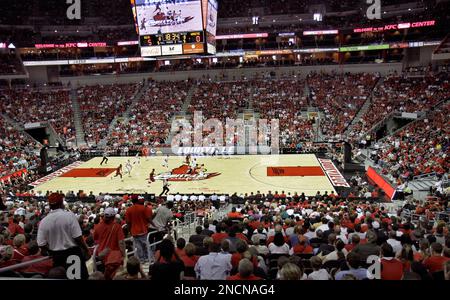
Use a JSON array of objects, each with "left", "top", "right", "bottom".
[{"left": 140, "top": 31, "right": 204, "bottom": 46}]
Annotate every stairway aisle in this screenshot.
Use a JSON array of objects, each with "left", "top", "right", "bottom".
[
  {"left": 165, "top": 84, "right": 197, "bottom": 145},
  {"left": 97, "top": 82, "right": 148, "bottom": 148},
  {"left": 70, "top": 88, "right": 87, "bottom": 147},
  {"left": 344, "top": 77, "right": 382, "bottom": 136}
]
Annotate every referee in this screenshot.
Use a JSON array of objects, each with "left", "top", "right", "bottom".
[
  {"left": 159, "top": 179, "right": 170, "bottom": 197},
  {"left": 37, "top": 193, "right": 91, "bottom": 279},
  {"left": 100, "top": 149, "right": 109, "bottom": 165}
]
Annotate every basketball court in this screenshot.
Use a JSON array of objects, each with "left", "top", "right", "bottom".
[{"left": 31, "top": 154, "right": 341, "bottom": 196}]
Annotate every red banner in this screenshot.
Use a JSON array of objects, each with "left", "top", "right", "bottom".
[
  {"left": 366, "top": 167, "right": 395, "bottom": 199},
  {"left": 0, "top": 169, "right": 27, "bottom": 183}
]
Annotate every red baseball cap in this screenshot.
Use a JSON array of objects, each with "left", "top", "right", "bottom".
[{"left": 48, "top": 193, "right": 64, "bottom": 205}]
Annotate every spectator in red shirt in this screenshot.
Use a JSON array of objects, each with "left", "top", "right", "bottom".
[
  {"left": 231, "top": 239, "right": 258, "bottom": 270},
  {"left": 0, "top": 245, "right": 15, "bottom": 268},
  {"left": 94, "top": 207, "right": 125, "bottom": 280},
  {"left": 12, "top": 234, "right": 27, "bottom": 261},
  {"left": 181, "top": 243, "right": 199, "bottom": 268},
  {"left": 380, "top": 243, "right": 404, "bottom": 280},
  {"left": 21, "top": 241, "right": 53, "bottom": 276},
  {"left": 175, "top": 238, "right": 186, "bottom": 258},
  {"left": 398, "top": 244, "right": 414, "bottom": 272},
  {"left": 227, "top": 258, "right": 262, "bottom": 280},
  {"left": 181, "top": 243, "right": 199, "bottom": 280},
  {"left": 125, "top": 196, "right": 152, "bottom": 262},
  {"left": 290, "top": 237, "right": 313, "bottom": 255},
  {"left": 227, "top": 207, "right": 243, "bottom": 220},
  {"left": 414, "top": 239, "right": 430, "bottom": 262},
  {"left": 8, "top": 215, "right": 24, "bottom": 236},
  {"left": 211, "top": 223, "right": 228, "bottom": 245},
  {"left": 423, "top": 243, "right": 450, "bottom": 274},
  {"left": 345, "top": 234, "right": 361, "bottom": 252}
]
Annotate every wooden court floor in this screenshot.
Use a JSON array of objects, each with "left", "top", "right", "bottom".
[{"left": 32, "top": 154, "right": 336, "bottom": 196}]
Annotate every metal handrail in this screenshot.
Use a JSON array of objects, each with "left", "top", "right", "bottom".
[
  {"left": 146, "top": 229, "right": 170, "bottom": 263},
  {"left": 0, "top": 256, "right": 52, "bottom": 274}
]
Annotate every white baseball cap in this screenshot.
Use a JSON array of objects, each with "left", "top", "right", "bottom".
[{"left": 104, "top": 207, "right": 116, "bottom": 217}]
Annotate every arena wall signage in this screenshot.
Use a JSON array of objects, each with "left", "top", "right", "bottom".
[
  {"left": 303, "top": 30, "right": 338, "bottom": 36},
  {"left": 278, "top": 32, "right": 296, "bottom": 37},
  {"left": 353, "top": 20, "right": 435, "bottom": 33},
  {"left": 117, "top": 40, "right": 139, "bottom": 46},
  {"left": 175, "top": 146, "right": 235, "bottom": 155},
  {"left": 68, "top": 58, "right": 115, "bottom": 64},
  {"left": 317, "top": 158, "right": 350, "bottom": 188},
  {"left": 293, "top": 48, "right": 338, "bottom": 53},
  {"left": 35, "top": 42, "right": 107, "bottom": 49},
  {"left": 29, "top": 161, "right": 84, "bottom": 187},
  {"left": 256, "top": 49, "right": 293, "bottom": 55},
  {"left": 23, "top": 57, "right": 155, "bottom": 66},
  {"left": 339, "top": 44, "right": 389, "bottom": 52},
  {"left": 215, "top": 33, "right": 269, "bottom": 40}
]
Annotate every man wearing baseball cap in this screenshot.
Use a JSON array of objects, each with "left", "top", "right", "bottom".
[
  {"left": 37, "top": 193, "right": 91, "bottom": 279},
  {"left": 93, "top": 207, "right": 125, "bottom": 280}
]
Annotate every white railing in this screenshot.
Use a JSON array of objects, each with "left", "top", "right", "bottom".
[
  {"left": 0, "top": 256, "right": 52, "bottom": 274},
  {"left": 173, "top": 212, "right": 199, "bottom": 240},
  {"left": 413, "top": 172, "right": 437, "bottom": 181}
]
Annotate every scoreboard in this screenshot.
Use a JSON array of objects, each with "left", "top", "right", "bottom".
[
  {"left": 132, "top": 0, "right": 217, "bottom": 57},
  {"left": 140, "top": 31, "right": 204, "bottom": 46}
]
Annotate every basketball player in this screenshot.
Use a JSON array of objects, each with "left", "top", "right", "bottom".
[
  {"left": 125, "top": 160, "right": 133, "bottom": 177},
  {"left": 148, "top": 168, "right": 156, "bottom": 185},
  {"left": 175, "top": 10, "right": 182, "bottom": 23},
  {"left": 153, "top": 2, "right": 161, "bottom": 13},
  {"left": 140, "top": 18, "right": 147, "bottom": 30},
  {"left": 100, "top": 149, "right": 109, "bottom": 165},
  {"left": 185, "top": 154, "right": 191, "bottom": 165},
  {"left": 189, "top": 157, "right": 197, "bottom": 174},
  {"left": 198, "top": 164, "right": 207, "bottom": 177},
  {"left": 134, "top": 152, "right": 141, "bottom": 165},
  {"left": 159, "top": 179, "right": 170, "bottom": 197},
  {"left": 113, "top": 164, "right": 123, "bottom": 179},
  {"left": 142, "top": 147, "right": 149, "bottom": 161},
  {"left": 162, "top": 155, "right": 169, "bottom": 168}
]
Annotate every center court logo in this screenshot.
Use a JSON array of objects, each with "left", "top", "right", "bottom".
[
  {"left": 170, "top": 111, "right": 280, "bottom": 155},
  {"left": 154, "top": 164, "right": 221, "bottom": 182}
]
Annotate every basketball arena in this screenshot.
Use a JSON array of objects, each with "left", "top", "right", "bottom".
[{"left": 0, "top": 0, "right": 449, "bottom": 286}]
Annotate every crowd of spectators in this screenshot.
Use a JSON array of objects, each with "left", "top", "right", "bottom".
[
  {"left": 189, "top": 81, "right": 251, "bottom": 121},
  {"left": 106, "top": 80, "right": 190, "bottom": 150},
  {"left": 252, "top": 79, "right": 313, "bottom": 148},
  {"left": 78, "top": 83, "right": 142, "bottom": 146},
  {"left": 0, "top": 89, "right": 75, "bottom": 143},
  {"left": 1, "top": 188, "right": 448, "bottom": 280},
  {"left": 307, "top": 72, "right": 379, "bottom": 141},
  {"left": 370, "top": 103, "right": 449, "bottom": 182},
  {"left": 0, "top": 118, "right": 40, "bottom": 179},
  {"left": 347, "top": 72, "right": 450, "bottom": 147}
]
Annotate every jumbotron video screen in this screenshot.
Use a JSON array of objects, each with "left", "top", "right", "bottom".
[{"left": 133, "top": 0, "right": 217, "bottom": 56}]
